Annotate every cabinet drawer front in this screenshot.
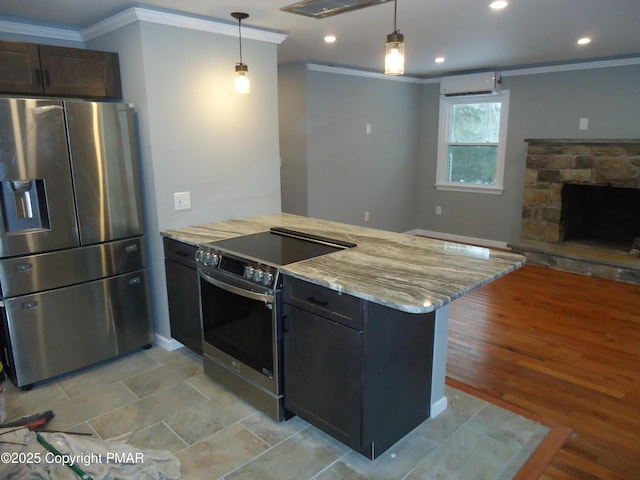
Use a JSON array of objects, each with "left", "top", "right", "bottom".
[
  {"left": 163, "top": 237, "right": 197, "bottom": 268},
  {"left": 283, "top": 276, "right": 363, "bottom": 330}
]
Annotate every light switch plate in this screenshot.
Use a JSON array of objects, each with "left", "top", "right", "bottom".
[{"left": 174, "top": 191, "right": 191, "bottom": 210}]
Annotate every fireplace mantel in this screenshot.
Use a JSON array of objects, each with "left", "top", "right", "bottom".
[
  {"left": 525, "top": 139, "right": 640, "bottom": 145},
  {"left": 509, "top": 139, "right": 640, "bottom": 285}
]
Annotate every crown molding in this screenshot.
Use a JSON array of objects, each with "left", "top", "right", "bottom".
[
  {"left": 80, "top": 7, "right": 138, "bottom": 40},
  {"left": 306, "top": 56, "right": 640, "bottom": 83},
  {"left": 82, "top": 7, "right": 286, "bottom": 44},
  {"left": 0, "top": 19, "right": 83, "bottom": 42},
  {"left": 500, "top": 56, "right": 640, "bottom": 77},
  {"left": 0, "top": 7, "right": 286, "bottom": 44},
  {"left": 306, "top": 63, "right": 423, "bottom": 83}
]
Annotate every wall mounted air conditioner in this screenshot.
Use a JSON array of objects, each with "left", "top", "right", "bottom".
[{"left": 440, "top": 72, "right": 502, "bottom": 97}]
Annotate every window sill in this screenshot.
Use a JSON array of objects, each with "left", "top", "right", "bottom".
[{"left": 435, "top": 183, "right": 504, "bottom": 194}]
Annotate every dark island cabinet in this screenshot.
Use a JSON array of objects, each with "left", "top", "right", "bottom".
[
  {"left": 163, "top": 238, "right": 202, "bottom": 354},
  {"left": 0, "top": 40, "right": 122, "bottom": 99},
  {"left": 282, "top": 275, "right": 436, "bottom": 459}
]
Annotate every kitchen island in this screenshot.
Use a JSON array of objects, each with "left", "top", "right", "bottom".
[{"left": 161, "top": 213, "right": 525, "bottom": 457}]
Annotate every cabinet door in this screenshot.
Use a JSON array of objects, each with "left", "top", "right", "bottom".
[
  {"left": 165, "top": 259, "right": 202, "bottom": 354},
  {"left": 284, "top": 304, "right": 362, "bottom": 449},
  {"left": 39, "top": 45, "right": 122, "bottom": 98},
  {"left": 0, "top": 40, "right": 42, "bottom": 94}
]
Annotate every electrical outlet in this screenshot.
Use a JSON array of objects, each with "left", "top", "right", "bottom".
[
  {"left": 435, "top": 205, "right": 442, "bottom": 215},
  {"left": 579, "top": 118, "right": 589, "bottom": 130},
  {"left": 364, "top": 211, "right": 370, "bottom": 222},
  {"left": 365, "top": 123, "right": 372, "bottom": 134},
  {"left": 174, "top": 191, "right": 191, "bottom": 210}
]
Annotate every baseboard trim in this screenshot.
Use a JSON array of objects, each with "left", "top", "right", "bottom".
[
  {"left": 406, "top": 229, "right": 509, "bottom": 250},
  {"left": 154, "top": 333, "right": 184, "bottom": 351},
  {"left": 431, "top": 395, "right": 448, "bottom": 418}
]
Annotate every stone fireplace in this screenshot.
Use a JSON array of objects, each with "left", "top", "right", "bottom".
[{"left": 510, "top": 139, "right": 640, "bottom": 285}]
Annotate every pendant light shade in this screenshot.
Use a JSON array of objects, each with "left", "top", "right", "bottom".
[
  {"left": 384, "top": 0, "right": 405, "bottom": 75},
  {"left": 235, "top": 63, "right": 250, "bottom": 94},
  {"left": 232, "top": 12, "right": 250, "bottom": 94}
]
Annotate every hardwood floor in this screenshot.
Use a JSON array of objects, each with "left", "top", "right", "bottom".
[{"left": 446, "top": 264, "right": 640, "bottom": 479}]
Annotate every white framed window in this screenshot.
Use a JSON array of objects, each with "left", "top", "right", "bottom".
[{"left": 435, "top": 91, "right": 510, "bottom": 194}]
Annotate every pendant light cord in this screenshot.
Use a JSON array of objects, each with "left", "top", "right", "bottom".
[
  {"left": 238, "top": 18, "right": 243, "bottom": 64},
  {"left": 393, "top": 0, "right": 398, "bottom": 33}
]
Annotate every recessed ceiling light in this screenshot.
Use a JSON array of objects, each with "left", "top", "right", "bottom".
[
  {"left": 435, "top": 57, "right": 445, "bottom": 63},
  {"left": 489, "top": 1, "right": 508, "bottom": 9},
  {"left": 324, "top": 35, "right": 336, "bottom": 43},
  {"left": 577, "top": 37, "right": 591, "bottom": 45}
]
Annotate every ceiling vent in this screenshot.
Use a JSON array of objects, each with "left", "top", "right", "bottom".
[{"left": 281, "top": 0, "right": 389, "bottom": 19}]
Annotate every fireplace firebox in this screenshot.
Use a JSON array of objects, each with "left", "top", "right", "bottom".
[{"left": 562, "top": 184, "right": 640, "bottom": 248}]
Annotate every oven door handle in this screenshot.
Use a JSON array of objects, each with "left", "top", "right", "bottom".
[{"left": 199, "top": 271, "right": 274, "bottom": 305}]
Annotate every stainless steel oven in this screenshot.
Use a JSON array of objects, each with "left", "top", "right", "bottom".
[
  {"left": 196, "top": 228, "right": 355, "bottom": 422},
  {"left": 198, "top": 252, "right": 284, "bottom": 420}
]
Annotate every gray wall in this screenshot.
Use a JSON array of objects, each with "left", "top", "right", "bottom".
[
  {"left": 279, "top": 65, "right": 422, "bottom": 232},
  {"left": 86, "top": 21, "right": 282, "bottom": 339},
  {"left": 279, "top": 63, "right": 309, "bottom": 216},
  {"left": 418, "top": 64, "right": 640, "bottom": 243},
  {"left": 282, "top": 62, "right": 640, "bottom": 242}
]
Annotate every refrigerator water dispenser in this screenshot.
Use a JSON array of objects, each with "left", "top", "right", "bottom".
[{"left": 0, "top": 179, "right": 50, "bottom": 233}]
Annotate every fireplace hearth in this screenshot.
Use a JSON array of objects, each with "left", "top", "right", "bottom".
[{"left": 509, "top": 139, "right": 640, "bottom": 285}]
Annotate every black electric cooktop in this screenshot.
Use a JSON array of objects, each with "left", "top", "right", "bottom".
[{"left": 207, "top": 227, "right": 356, "bottom": 266}]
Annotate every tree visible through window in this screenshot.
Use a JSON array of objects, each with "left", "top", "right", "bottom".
[{"left": 436, "top": 92, "right": 509, "bottom": 193}]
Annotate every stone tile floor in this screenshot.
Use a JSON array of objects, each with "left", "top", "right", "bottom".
[{"left": 4, "top": 346, "right": 550, "bottom": 479}]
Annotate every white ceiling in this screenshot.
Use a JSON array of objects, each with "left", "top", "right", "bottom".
[{"left": 1, "top": 0, "right": 639, "bottom": 77}]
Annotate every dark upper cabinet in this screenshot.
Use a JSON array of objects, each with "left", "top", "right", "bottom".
[
  {"left": 0, "top": 40, "right": 122, "bottom": 99},
  {"left": 39, "top": 45, "right": 122, "bottom": 98},
  {"left": 0, "top": 41, "right": 42, "bottom": 94}
]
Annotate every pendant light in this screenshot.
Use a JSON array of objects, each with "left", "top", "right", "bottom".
[
  {"left": 384, "top": 0, "right": 405, "bottom": 75},
  {"left": 231, "top": 12, "right": 250, "bottom": 94}
]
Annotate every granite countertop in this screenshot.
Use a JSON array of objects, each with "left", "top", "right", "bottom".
[{"left": 161, "top": 213, "right": 525, "bottom": 314}]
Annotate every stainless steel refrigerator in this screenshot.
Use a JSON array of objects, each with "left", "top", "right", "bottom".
[{"left": 0, "top": 98, "right": 153, "bottom": 389}]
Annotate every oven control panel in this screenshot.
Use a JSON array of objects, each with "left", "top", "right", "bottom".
[{"left": 195, "top": 247, "right": 278, "bottom": 288}]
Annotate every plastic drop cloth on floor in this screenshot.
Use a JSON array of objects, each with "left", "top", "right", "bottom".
[{"left": 0, "top": 428, "right": 181, "bottom": 480}]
